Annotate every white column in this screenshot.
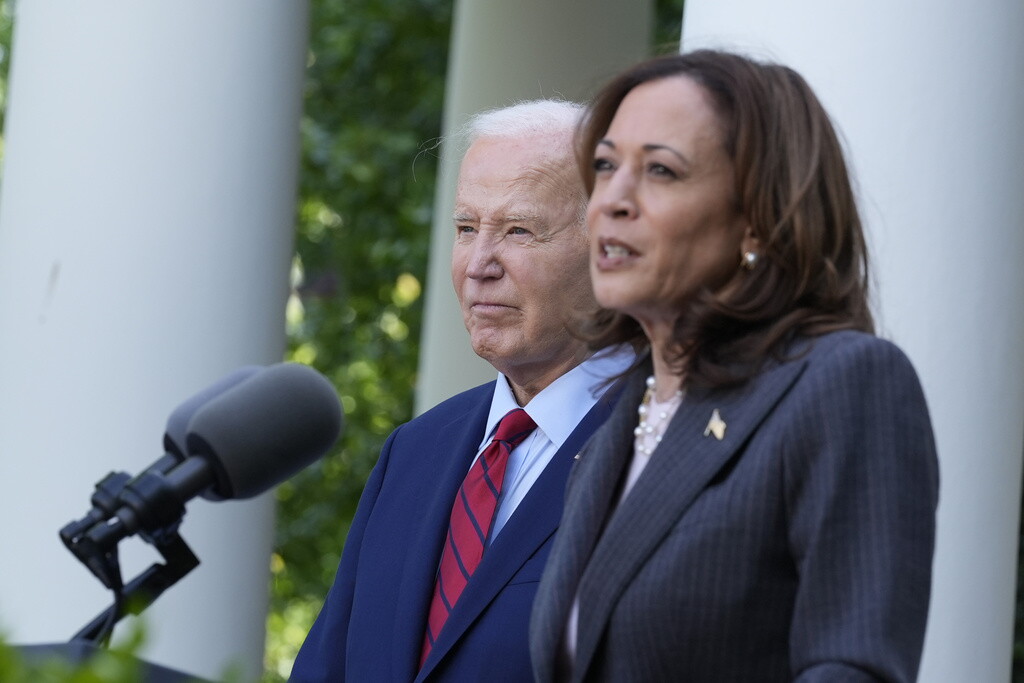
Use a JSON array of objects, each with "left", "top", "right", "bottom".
[
  {"left": 681, "top": 3, "right": 1024, "bottom": 680},
  {"left": 416, "top": 0, "right": 654, "bottom": 413},
  {"left": 0, "top": 2, "right": 308, "bottom": 680}
]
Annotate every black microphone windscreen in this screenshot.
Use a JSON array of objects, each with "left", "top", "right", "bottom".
[
  {"left": 184, "top": 363, "right": 343, "bottom": 500},
  {"left": 162, "top": 366, "right": 263, "bottom": 460}
]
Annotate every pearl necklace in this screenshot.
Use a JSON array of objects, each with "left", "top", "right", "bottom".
[{"left": 633, "top": 375, "right": 684, "bottom": 456}]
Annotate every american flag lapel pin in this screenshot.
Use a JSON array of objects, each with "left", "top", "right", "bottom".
[{"left": 703, "top": 409, "right": 726, "bottom": 441}]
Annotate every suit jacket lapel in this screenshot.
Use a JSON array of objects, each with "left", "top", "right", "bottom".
[
  {"left": 572, "top": 357, "right": 809, "bottom": 678},
  {"left": 530, "top": 368, "right": 647, "bottom": 681},
  {"left": 392, "top": 386, "right": 493, "bottom": 682},
  {"left": 419, "top": 387, "right": 621, "bottom": 680}
]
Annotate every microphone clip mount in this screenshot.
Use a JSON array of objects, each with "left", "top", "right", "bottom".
[{"left": 60, "top": 469, "right": 200, "bottom": 647}]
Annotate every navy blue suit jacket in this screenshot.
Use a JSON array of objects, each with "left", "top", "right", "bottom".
[{"left": 291, "top": 380, "right": 619, "bottom": 682}]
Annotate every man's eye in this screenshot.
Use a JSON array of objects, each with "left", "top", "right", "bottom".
[{"left": 509, "top": 227, "right": 530, "bottom": 236}]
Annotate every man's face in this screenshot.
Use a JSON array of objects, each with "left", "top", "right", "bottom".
[{"left": 451, "top": 135, "right": 594, "bottom": 390}]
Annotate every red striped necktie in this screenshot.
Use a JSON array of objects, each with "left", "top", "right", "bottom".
[{"left": 419, "top": 408, "right": 538, "bottom": 667}]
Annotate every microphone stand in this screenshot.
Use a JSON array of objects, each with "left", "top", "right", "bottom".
[
  {"left": 70, "top": 530, "right": 199, "bottom": 644},
  {"left": 23, "top": 469, "right": 214, "bottom": 682},
  {"left": 60, "top": 470, "right": 201, "bottom": 646}
]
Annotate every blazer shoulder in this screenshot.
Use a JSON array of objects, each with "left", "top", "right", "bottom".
[
  {"left": 781, "top": 331, "right": 937, "bottom": 479},
  {"left": 798, "top": 330, "right": 923, "bottom": 384},
  {"left": 396, "top": 381, "right": 496, "bottom": 432},
  {"left": 417, "top": 380, "right": 495, "bottom": 416}
]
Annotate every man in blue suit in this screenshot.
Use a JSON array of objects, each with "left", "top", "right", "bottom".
[{"left": 290, "top": 100, "right": 632, "bottom": 682}]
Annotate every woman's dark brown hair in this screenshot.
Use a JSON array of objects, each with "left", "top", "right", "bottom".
[{"left": 580, "top": 50, "right": 874, "bottom": 388}]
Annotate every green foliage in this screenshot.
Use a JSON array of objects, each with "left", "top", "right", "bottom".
[
  {"left": 0, "top": 625, "right": 151, "bottom": 683},
  {"left": 0, "top": 623, "right": 250, "bottom": 682},
  {"left": 0, "top": 0, "right": 13, "bottom": 162},
  {"left": 267, "top": 0, "right": 451, "bottom": 678},
  {"left": 0, "top": 642, "right": 142, "bottom": 683},
  {"left": 654, "top": 0, "right": 686, "bottom": 53}
]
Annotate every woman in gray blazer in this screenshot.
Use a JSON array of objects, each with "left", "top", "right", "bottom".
[{"left": 530, "top": 50, "right": 939, "bottom": 682}]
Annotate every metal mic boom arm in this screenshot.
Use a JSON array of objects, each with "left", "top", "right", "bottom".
[
  {"left": 71, "top": 530, "right": 199, "bottom": 645},
  {"left": 60, "top": 467, "right": 202, "bottom": 646}
]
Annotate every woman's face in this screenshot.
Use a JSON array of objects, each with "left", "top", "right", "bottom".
[{"left": 588, "top": 75, "right": 750, "bottom": 336}]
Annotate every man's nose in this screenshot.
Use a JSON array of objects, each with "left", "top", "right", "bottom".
[{"left": 465, "top": 237, "right": 504, "bottom": 279}]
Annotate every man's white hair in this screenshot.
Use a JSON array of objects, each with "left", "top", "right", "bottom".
[
  {"left": 465, "top": 99, "right": 585, "bottom": 145},
  {"left": 459, "top": 99, "right": 588, "bottom": 225}
]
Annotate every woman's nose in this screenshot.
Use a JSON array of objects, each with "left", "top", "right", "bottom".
[{"left": 593, "top": 171, "right": 638, "bottom": 220}]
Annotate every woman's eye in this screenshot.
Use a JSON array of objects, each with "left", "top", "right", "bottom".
[
  {"left": 593, "top": 157, "right": 614, "bottom": 173},
  {"left": 648, "top": 162, "right": 677, "bottom": 179}
]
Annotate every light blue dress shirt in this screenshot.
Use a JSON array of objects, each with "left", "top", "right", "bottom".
[{"left": 474, "top": 347, "right": 635, "bottom": 542}]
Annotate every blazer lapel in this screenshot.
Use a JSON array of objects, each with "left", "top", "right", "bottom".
[
  {"left": 392, "top": 387, "right": 493, "bottom": 682},
  {"left": 572, "top": 357, "right": 809, "bottom": 678},
  {"left": 530, "top": 368, "right": 648, "bottom": 681},
  {"left": 419, "top": 387, "right": 621, "bottom": 680}
]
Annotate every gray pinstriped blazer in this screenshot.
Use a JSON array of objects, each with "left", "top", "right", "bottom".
[{"left": 530, "top": 331, "right": 939, "bottom": 682}]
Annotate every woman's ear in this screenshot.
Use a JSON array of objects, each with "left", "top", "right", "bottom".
[
  {"left": 741, "top": 225, "right": 761, "bottom": 255},
  {"left": 739, "top": 225, "right": 763, "bottom": 271}
]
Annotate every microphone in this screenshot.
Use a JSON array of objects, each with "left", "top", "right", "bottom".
[
  {"left": 161, "top": 365, "right": 263, "bottom": 464},
  {"left": 84, "top": 362, "right": 342, "bottom": 551},
  {"left": 60, "top": 365, "right": 263, "bottom": 547},
  {"left": 186, "top": 361, "right": 343, "bottom": 500}
]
